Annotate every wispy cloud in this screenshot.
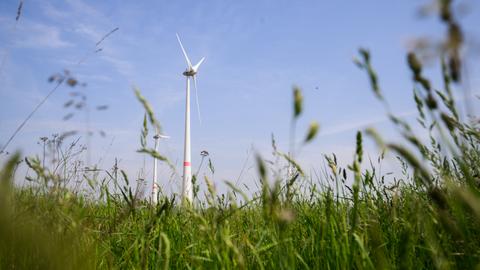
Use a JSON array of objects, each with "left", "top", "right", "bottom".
[
  {"left": 320, "top": 110, "right": 417, "bottom": 137},
  {"left": 74, "top": 23, "right": 103, "bottom": 43},
  {"left": 0, "top": 14, "right": 71, "bottom": 49},
  {"left": 14, "top": 20, "right": 72, "bottom": 49},
  {"left": 100, "top": 54, "right": 134, "bottom": 80},
  {"left": 65, "top": 0, "right": 102, "bottom": 19},
  {"left": 42, "top": 2, "right": 69, "bottom": 20},
  {"left": 150, "top": 87, "right": 186, "bottom": 112},
  {"left": 41, "top": 0, "right": 137, "bottom": 82},
  {"left": 76, "top": 73, "right": 113, "bottom": 83}
]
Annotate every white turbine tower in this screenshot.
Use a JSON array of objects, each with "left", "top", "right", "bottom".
[
  {"left": 152, "top": 132, "right": 170, "bottom": 205},
  {"left": 176, "top": 33, "right": 205, "bottom": 204}
]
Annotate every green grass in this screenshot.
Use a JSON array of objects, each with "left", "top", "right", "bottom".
[
  {"left": 2, "top": 1, "right": 480, "bottom": 269},
  {"left": 2, "top": 162, "right": 480, "bottom": 269}
]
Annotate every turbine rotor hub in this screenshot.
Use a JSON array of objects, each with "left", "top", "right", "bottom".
[{"left": 183, "top": 69, "right": 196, "bottom": 77}]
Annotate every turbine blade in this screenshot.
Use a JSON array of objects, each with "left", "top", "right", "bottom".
[
  {"left": 155, "top": 133, "right": 170, "bottom": 139},
  {"left": 176, "top": 33, "right": 192, "bottom": 68},
  {"left": 193, "top": 57, "right": 205, "bottom": 72},
  {"left": 193, "top": 76, "right": 202, "bottom": 124}
]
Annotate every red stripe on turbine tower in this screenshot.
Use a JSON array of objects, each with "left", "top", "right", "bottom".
[{"left": 184, "top": 161, "right": 191, "bottom": 166}]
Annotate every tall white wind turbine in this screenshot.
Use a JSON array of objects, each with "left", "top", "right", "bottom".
[
  {"left": 152, "top": 132, "right": 170, "bottom": 204},
  {"left": 176, "top": 33, "right": 205, "bottom": 204}
]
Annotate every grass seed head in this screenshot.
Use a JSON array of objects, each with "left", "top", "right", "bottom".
[
  {"left": 304, "top": 121, "right": 319, "bottom": 143},
  {"left": 293, "top": 86, "right": 303, "bottom": 118}
]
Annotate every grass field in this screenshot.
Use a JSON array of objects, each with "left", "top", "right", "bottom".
[{"left": 1, "top": 1, "right": 480, "bottom": 269}]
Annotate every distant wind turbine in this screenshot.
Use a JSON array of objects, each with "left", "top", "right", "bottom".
[
  {"left": 152, "top": 133, "right": 170, "bottom": 205},
  {"left": 176, "top": 33, "right": 205, "bottom": 204}
]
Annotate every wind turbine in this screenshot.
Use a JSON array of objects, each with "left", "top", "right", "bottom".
[
  {"left": 176, "top": 33, "right": 205, "bottom": 204},
  {"left": 152, "top": 132, "right": 170, "bottom": 204}
]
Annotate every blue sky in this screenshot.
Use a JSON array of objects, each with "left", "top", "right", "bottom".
[{"left": 0, "top": 0, "right": 479, "bottom": 196}]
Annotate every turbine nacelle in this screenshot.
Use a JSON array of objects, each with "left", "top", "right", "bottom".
[
  {"left": 183, "top": 69, "right": 197, "bottom": 77},
  {"left": 182, "top": 57, "right": 205, "bottom": 77}
]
